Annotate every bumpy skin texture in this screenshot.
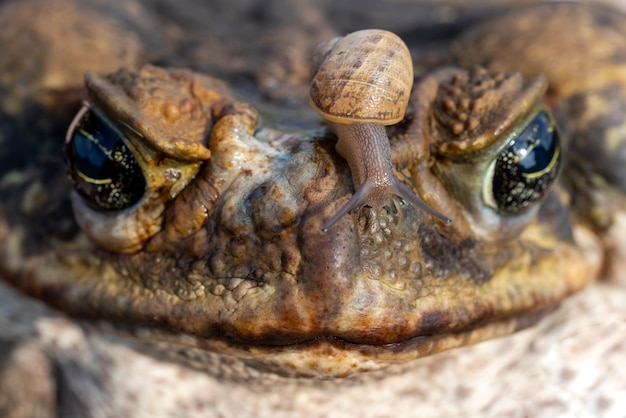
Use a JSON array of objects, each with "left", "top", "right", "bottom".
[
  {"left": 0, "top": 0, "right": 625, "bottom": 416},
  {"left": 453, "top": 2, "right": 626, "bottom": 282},
  {"left": 2, "top": 39, "right": 598, "bottom": 378}
]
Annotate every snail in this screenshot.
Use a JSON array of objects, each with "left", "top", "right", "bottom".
[{"left": 309, "top": 29, "right": 450, "bottom": 232}]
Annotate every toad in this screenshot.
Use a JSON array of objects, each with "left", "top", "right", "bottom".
[{"left": 1, "top": 1, "right": 625, "bottom": 417}]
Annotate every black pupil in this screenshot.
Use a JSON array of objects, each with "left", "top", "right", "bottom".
[
  {"left": 66, "top": 109, "right": 146, "bottom": 211},
  {"left": 492, "top": 111, "right": 561, "bottom": 214},
  {"left": 515, "top": 112, "right": 558, "bottom": 175}
]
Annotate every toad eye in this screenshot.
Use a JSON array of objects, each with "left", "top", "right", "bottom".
[
  {"left": 489, "top": 111, "right": 561, "bottom": 214},
  {"left": 65, "top": 107, "right": 146, "bottom": 211}
]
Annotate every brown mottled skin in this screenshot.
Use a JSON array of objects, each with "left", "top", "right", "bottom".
[{"left": 0, "top": 1, "right": 625, "bottom": 417}]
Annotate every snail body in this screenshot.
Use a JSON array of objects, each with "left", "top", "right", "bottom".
[{"left": 309, "top": 29, "right": 449, "bottom": 231}]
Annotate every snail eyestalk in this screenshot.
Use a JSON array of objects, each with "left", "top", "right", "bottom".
[
  {"left": 309, "top": 30, "right": 450, "bottom": 232},
  {"left": 320, "top": 123, "right": 451, "bottom": 233}
]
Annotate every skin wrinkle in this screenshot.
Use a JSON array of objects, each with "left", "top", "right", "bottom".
[{"left": 0, "top": 0, "right": 622, "bottom": 389}]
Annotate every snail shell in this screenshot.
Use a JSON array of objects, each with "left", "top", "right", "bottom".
[
  {"left": 309, "top": 29, "right": 414, "bottom": 125},
  {"left": 308, "top": 29, "right": 449, "bottom": 231}
]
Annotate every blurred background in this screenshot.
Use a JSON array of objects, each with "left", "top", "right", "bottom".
[
  {"left": 2, "top": 0, "right": 625, "bottom": 110},
  {"left": 1, "top": 0, "right": 625, "bottom": 171}
]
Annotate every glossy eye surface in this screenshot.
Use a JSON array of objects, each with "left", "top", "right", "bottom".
[
  {"left": 65, "top": 108, "right": 146, "bottom": 211},
  {"left": 491, "top": 111, "right": 561, "bottom": 214}
]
